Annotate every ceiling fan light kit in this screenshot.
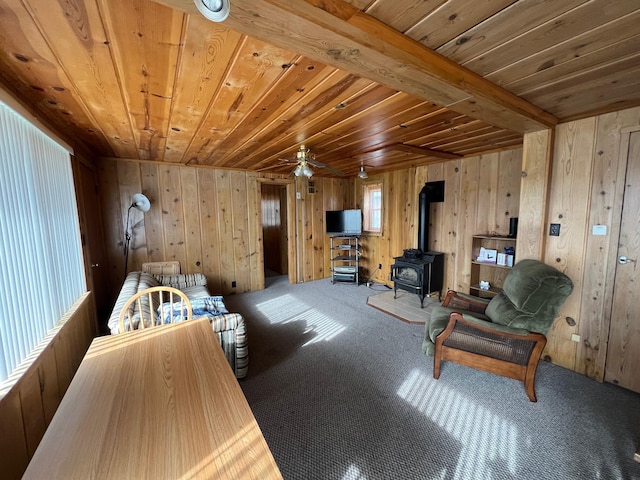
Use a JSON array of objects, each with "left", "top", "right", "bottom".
[{"left": 195, "top": 0, "right": 230, "bottom": 22}]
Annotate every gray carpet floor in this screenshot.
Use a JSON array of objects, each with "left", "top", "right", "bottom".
[{"left": 224, "top": 276, "right": 640, "bottom": 480}]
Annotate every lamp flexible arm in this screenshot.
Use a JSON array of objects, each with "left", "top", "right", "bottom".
[{"left": 123, "top": 204, "right": 133, "bottom": 280}]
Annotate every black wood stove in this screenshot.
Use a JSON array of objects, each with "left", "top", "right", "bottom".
[
  {"left": 391, "top": 252, "right": 444, "bottom": 307},
  {"left": 391, "top": 180, "right": 445, "bottom": 308}
]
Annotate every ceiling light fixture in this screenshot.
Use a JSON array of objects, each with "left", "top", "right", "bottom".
[
  {"left": 294, "top": 160, "right": 314, "bottom": 178},
  {"left": 358, "top": 164, "right": 368, "bottom": 179},
  {"left": 194, "top": 0, "right": 230, "bottom": 22}
]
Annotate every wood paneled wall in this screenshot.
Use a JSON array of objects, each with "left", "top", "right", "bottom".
[
  {"left": 98, "top": 105, "right": 640, "bottom": 383},
  {"left": 0, "top": 293, "right": 95, "bottom": 480},
  {"left": 97, "top": 159, "right": 354, "bottom": 305},
  {"left": 356, "top": 149, "right": 522, "bottom": 292},
  {"left": 540, "top": 106, "right": 640, "bottom": 379}
]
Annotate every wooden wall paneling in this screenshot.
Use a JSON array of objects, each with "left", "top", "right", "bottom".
[
  {"left": 426, "top": 163, "right": 445, "bottom": 256},
  {"left": 543, "top": 118, "right": 596, "bottom": 369},
  {"left": 180, "top": 168, "right": 203, "bottom": 273},
  {"left": 475, "top": 153, "right": 499, "bottom": 235},
  {"left": 300, "top": 178, "right": 314, "bottom": 282},
  {"left": 18, "top": 370, "right": 46, "bottom": 457},
  {"left": 246, "top": 173, "right": 265, "bottom": 291},
  {"left": 98, "top": 159, "right": 127, "bottom": 302},
  {"left": 139, "top": 163, "right": 164, "bottom": 262},
  {"left": 456, "top": 157, "right": 480, "bottom": 292},
  {"left": 577, "top": 109, "right": 640, "bottom": 380},
  {"left": 286, "top": 181, "right": 298, "bottom": 284},
  {"left": 38, "top": 353, "right": 60, "bottom": 425},
  {"left": 311, "top": 180, "right": 325, "bottom": 280},
  {"left": 294, "top": 177, "right": 305, "bottom": 283},
  {"left": 117, "top": 161, "right": 147, "bottom": 272},
  {"left": 215, "top": 170, "right": 235, "bottom": 293},
  {"left": 518, "top": 129, "right": 553, "bottom": 260},
  {"left": 0, "top": 392, "right": 28, "bottom": 480},
  {"left": 278, "top": 185, "right": 288, "bottom": 276},
  {"left": 0, "top": 293, "right": 94, "bottom": 480},
  {"left": 386, "top": 171, "right": 402, "bottom": 260},
  {"left": 158, "top": 165, "right": 188, "bottom": 270},
  {"left": 52, "top": 330, "right": 72, "bottom": 398},
  {"left": 497, "top": 148, "right": 522, "bottom": 235},
  {"left": 230, "top": 171, "right": 251, "bottom": 292},
  {"left": 197, "top": 169, "right": 223, "bottom": 293},
  {"left": 441, "top": 161, "right": 462, "bottom": 292}
]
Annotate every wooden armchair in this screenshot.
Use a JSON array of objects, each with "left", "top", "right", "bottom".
[{"left": 424, "top": 259, "right": 573, "bottom": 402}]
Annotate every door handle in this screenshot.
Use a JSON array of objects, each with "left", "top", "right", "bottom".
[{"left": 618, "top": 256, "right": 636, "bottom": 265}]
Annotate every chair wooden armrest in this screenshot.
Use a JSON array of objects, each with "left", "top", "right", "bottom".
[
  {"left": 441, "top": 290, "right": 490, "bottom": 314},
  {"left": 434, "top": 312, "right": 547, "bottom": 402}
]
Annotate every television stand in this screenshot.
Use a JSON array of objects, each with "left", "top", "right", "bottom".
[{"left": 330, "top": 236, "right": 360, "bottom": 284}]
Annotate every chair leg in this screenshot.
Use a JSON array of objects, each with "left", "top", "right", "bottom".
[
  {"left": 433, "top": 345, "right": 442, "bottom": 379},
  {"left": 523, "top": 335, "right": 547, "bottom": 402},
  {"left": 524, "top": 374, "right": 537, "bottom": 402}
]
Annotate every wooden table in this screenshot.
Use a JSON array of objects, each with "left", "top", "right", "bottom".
[{"left": 23, "top": 319, "right": 282, "bottom": 479}]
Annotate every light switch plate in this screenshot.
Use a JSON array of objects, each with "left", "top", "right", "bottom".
[{"left": 592, "top": 225, "right": 607, "bottom": 236}]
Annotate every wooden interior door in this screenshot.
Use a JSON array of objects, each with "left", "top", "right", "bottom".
[
  {"left": 604, "top": 130, "right": 640, "bottom": 393},
  {"left": 77, "top": 161, "right": 110, "bottom": 331},
  {"left": 261, "top": 183, "right": 289, "bottom": 276}
]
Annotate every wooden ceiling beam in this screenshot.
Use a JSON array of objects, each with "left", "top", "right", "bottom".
[
  {"left": 156, "top": 0, "right": 558, "bottom": 133},
  {"left": 386, "top": 144, "right": 462, "bottom": 159}
]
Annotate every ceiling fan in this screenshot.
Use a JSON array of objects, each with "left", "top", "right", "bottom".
[{"left": 264, "top": 145, "right": 345, "bottom": 177}]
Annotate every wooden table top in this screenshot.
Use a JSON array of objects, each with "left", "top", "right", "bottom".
[{"left": 23, "top": 319, "right": 282, "bottom": 479}]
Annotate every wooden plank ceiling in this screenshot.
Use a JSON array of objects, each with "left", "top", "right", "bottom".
[{"left": 0, "top": 0, "right": 638, "bottom": 177}]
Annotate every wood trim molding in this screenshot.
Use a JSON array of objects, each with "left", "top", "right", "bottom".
[{"left": 156, "top": 0, "right": 558, "bottom": 133}]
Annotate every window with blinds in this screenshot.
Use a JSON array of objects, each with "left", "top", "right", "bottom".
[{"left": 0, "top": 100, "right": 85, "bottom": 383}]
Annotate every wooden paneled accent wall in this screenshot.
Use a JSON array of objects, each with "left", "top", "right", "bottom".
[
  {"left": 356, "top": 149, "right": 522, "bottom": 292},
  {"left": 97, "top": 159, "right": 354, "bottom": 305},
  {"left": 0, "top": 293, "right": 96, "bottom": 480},
  {"left": 539, "top": 106, "right": 640, "bottom": 380}
]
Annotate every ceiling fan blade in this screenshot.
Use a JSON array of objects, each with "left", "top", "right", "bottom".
[
  {"left": 308, "top": 159, "right": 345, "bottom": 176},
  {"left": 277, "top": 158, "right": 298, "bottom": 164}
]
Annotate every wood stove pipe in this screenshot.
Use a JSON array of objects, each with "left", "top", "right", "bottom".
[{"left": 418, "top": 180, "right": 445, "bottom": 254}]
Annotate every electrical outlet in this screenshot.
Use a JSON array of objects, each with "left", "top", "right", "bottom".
[
  {"left": 571, "top": 334, "right": 580, "bottom": 343},
  {"left": 378, "top": 263, "right": 382, "bottom": 270},
  {"left": 549, "top": 223, "right": 561, "bottom": 236},
  {"left": 231, "top": 280, "right": 236, "bottom": 288}
]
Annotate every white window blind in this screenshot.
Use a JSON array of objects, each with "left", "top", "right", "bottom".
[{"left": 0, "top": 100, "right": 85, "bottom": 383}]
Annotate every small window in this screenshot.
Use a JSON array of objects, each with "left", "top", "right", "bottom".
[{"left": 363, "top": 183, "right": 382, "bottom": 234}]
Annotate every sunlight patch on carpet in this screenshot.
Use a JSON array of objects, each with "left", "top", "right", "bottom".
[
  {"left": 397, "top": 369, "right": 521, "bottom": 479},
  {"left": 256, "top": 293, "right": 346, "bottom": 345}
]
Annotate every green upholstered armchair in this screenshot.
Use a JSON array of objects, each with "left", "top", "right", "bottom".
[{"left": 423, "top": 259, "right": 573, "bottom": 402}]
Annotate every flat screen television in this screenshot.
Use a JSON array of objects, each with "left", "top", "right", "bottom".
[{"left": 326, "top": 209, "right": 362, "bottom": 236}]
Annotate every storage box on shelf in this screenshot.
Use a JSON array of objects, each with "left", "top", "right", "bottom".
[
  {"left": 470, "top": 235, "right": 516, "bottom": 298},
  {"left": 330, "top": 236, "right": 360, "bottom": 284}
]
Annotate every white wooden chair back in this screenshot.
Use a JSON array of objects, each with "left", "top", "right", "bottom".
[{"left": 118, "top": 286, "right": 193, "bottom": 333}]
